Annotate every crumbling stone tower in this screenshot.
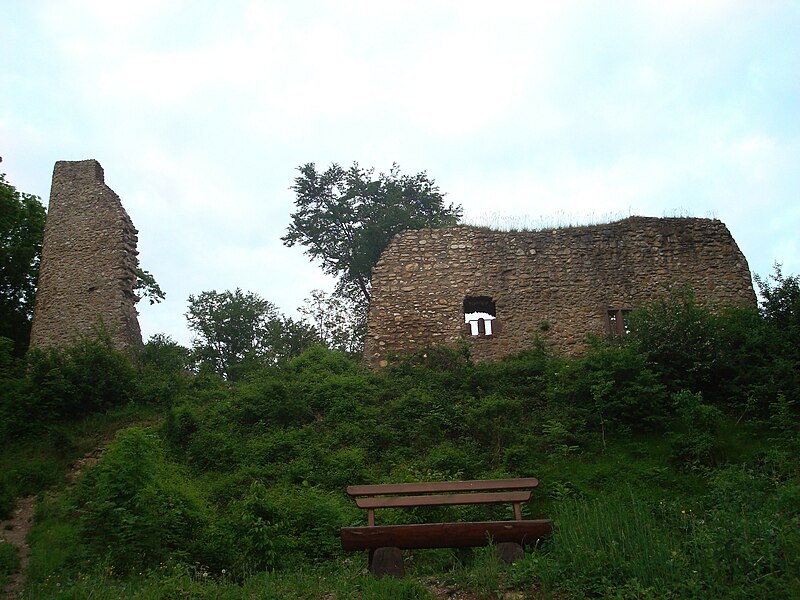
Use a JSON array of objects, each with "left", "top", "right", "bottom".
[{"left": 30, "top": 160, "right": 142, "bottom": 350}]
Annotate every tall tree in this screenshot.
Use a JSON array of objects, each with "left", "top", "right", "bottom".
[
  {"left": 0, "top": 172, "right": 46, "bottom": 354},
  {"left": 283, "top": 163, "right": 462, "bottom": 305},
  {"left": 186, "top": 289, "right": 316, "bottom": 380}
]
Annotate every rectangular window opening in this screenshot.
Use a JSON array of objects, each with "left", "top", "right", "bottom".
[{"left": 464, "top": 296, "right": 497, "bottom": 338}]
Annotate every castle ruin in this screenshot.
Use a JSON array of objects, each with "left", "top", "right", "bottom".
[
  {"left": 30, "top": 160, "right": 142, "bottom": 350},
  {"left": 364, "top": 217, "right": 756, "bottom": 368}
]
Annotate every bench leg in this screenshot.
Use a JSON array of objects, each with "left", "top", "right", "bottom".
[
  {"left": 496, "top": 542, "right": 524, "bottom": 563},
  {"left": 369, "top": 547, "right": 404, "bottom": 577}
]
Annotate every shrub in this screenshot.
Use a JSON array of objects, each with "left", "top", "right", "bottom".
[
  {"left": 24, "top": 334, "right": 135, "bottom": 422},
  {"left": 628, "top": 286, "right": 720, "bottom": 398},
  {"left": 468, "top": 342, "right": 552, "bottom": 401},
  {"left": 163, "top": 405, "right": 200, "bottom": 450},
  {"left": 186, "top": 429, "right": 239, "bottom": 471},
  {"left": 465, "top": 394, "right": 525, "bottom": 463},
  {"left": 135, "top": 334, "right": 192, "bottom": 405},
  {"left": 231, "top": 377, "right": 306, "bottom": 427},
  {"left": 555, "top": 338, "right": 668, "bottom": 435},
  {"left": 230, "top": 481, "right": 355, "bottom": 571},
  {"left": 71, "top": 427, "right": 216, "bottom": 574},
  {"left": 669, "top": 391, "right": 723, "bottom": 469}
]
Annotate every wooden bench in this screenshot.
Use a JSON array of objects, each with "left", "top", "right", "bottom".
[{"left": 340, "top": 478, "right": 553, "bottom": 576}]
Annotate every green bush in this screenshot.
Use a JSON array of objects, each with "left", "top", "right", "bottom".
[
  {"left": 555, "top": 338, "right": 668, "bottom": 435},
  {"left": 71, "top": 427, "right": 218, "bottom": 574},
  {"left": 186, "top": 429, "right": 239, "bottom": 471},
  {"left": 230, "top": 481, "right": 355, "bottom": 571},
  {"left": 232, "top": 376, "right": 312, "bottom": 427},
  {"left": 23, "top": 334, "right": 135, "bottom": 423},
  {"left": 163, "top": 405, "right": 200, "bottom": 450},
  {"left": 628, "top": 287, "right": 720, "bottom": 398},
  {"left": 135, "top": 335, "right": 192, "bottom": 406},
  {"left": 669, "top": 391, "right": 723, "bottom": 469},
  {"left": 468, "top": 342, "right": 552, "bottom": 401}
]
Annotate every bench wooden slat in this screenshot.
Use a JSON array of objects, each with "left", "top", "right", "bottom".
[
  {"left": 355, "top": 490, "right": 531, "bottom": 509},
  {"left": 341, "top": 520, "right": 553, "bottom": 551},
  {"left": 347, "top": 478, "right": 539, "bottom": 497}
]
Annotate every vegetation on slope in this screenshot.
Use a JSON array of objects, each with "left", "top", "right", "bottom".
[{"left": 0, "top": 270, "right": 798, "bottom": 598}]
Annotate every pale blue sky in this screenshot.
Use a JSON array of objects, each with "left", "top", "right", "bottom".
[{"left": 2, "top": 1, "right": 798, "bottom": 345}]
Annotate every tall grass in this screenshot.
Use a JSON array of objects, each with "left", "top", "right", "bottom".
[
  {"left": 463, "top": 209, "right": 634, "bottom": 232},
  {"left": 524, "top": 481, "right": 799, "bottom": 599},
  {"left": 21, "top": 561, "right": 435, "bottom": 599},
  {"left": 539, "top": 491, "right": 682, "bottom": 596}
]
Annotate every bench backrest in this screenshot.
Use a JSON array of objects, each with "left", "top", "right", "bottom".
[{"left": 346, "top": 478, "right": 539, "bottom": 526}]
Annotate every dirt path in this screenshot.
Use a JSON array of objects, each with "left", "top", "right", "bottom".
[{"left": 0, "top": 444, "right": 107, "bottom": 599}]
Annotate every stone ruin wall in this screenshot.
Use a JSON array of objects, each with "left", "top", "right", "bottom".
[
  {"left": 30, "top": 160, "right": 142, "bottom": 351},
  {"left": 364, "top": 217, "right": 756, "bottom": 368}
]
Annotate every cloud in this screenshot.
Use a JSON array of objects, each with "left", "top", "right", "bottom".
[{"left": 4, "top": 0, "right": 797, "bottom": 344}]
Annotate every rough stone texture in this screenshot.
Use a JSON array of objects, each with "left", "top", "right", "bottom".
[
  {"left": 30, "top": 160, "right": 142, "bottom": 351},
  {"left": 365, "top": 217, "right": 756, "bottom": 368},
  {"left": 369, "top": 547, "right": 405, "bottom": 577}
]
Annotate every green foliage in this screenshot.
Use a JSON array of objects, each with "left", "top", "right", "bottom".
[
  {"left": 755, "top": 263, "right": 800, "bottom": 335},
  {"left": 22, "top": 561, "right": 436, "bottom": 599},
  {"left": 135, "top": 334, "right": 192, "bottom": 405},
  {"left": 467, "top": 342, "right": 551, "bottom": 402},
  {"left": 522, "top": 476, "right": 800, "bottom": 599},
  {"left": 70, "top": 427, "right": 220, "bottom": 575},
  {"left": 230, "top": 481, "right": 355, "bottom": 571},
  {"left": 628, "top": 286, "right": 720, "bottom": 398},
  {"left": 25, "top": 334, "right": 136, "bottom": 420},
  {"left": 133, "top": 266, "right": 165, "bottom": 305},
  {"left": 163, "top": 405, "right": 199, "bottom": 449},
  {"left": 0, "top": 171, "right": 46, "bottom": 355},
  {"left": 714, "top": 305, "right": 782, "bottom": 410},
  {"left": 186, "top": 288, "right": 317, "bottom": 380},
  {"left": 466, "top": 394, "right": 525, "bottom": 464},
  {"left": 668, "top": 391, "right": 724, "bottom": 469},
  {"left": 556, "top": 338, "right": 668, "bottom": 435},
  {"left": 283, "top": 162, "right": 462, "bottom": 305},
  {"left": 0, "top": 334, "right": 136, "bottom": 440},
  {"left": 0, "top": 541, "right": 20, "bottom": 589},
  {"left": 10, "top": 272, "right": 800, "bottom": 597}
]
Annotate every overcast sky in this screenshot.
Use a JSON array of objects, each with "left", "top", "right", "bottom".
[{"left": 2, "top": 1, "right": 799, "bottom": 346}]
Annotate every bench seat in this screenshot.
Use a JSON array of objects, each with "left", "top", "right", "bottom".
[{"left": 341, "top": 519, "right": 553, "bottom": 550}]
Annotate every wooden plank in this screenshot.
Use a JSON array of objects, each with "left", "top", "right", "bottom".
[
  {"left": 347, "top": 478, "right": 539, "bottom": 497},
  {"left": 355, "top": 490, "right": 531, "bottom": 509},
  {"left": 340, "top": 520, "right": 553, "bottom": 551}
]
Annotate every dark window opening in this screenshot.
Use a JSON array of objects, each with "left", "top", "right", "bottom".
[
  {"left": 464, "top": 296, "right": 497, "bottom": 337},
  {"left": 607, "top": 309, "right": 631, "bottom": 335}
]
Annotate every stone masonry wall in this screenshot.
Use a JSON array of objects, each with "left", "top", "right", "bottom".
[
  {"left": 30, "top": 160, "right": 142, "bottom": 350},
  {"left": 364, "top": 217, "right": 756, "bottom": 368}
]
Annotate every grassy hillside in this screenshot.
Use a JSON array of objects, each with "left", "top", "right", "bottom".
[{"left": 1, "top": 286, "right": 799, "bottom": 598}]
